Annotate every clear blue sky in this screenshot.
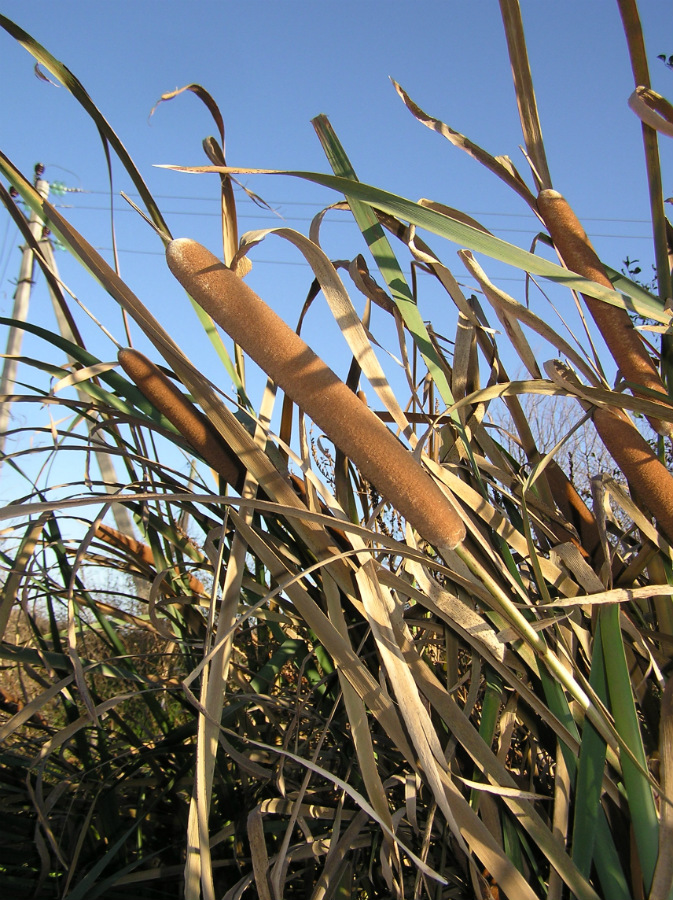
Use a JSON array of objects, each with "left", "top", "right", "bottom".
[{"left": 1, "top": 2, "right": 672, "bottom": 494}]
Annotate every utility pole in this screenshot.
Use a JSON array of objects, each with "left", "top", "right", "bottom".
[{"left": 0, "top": 163, "right": 48, "bottom": 455}]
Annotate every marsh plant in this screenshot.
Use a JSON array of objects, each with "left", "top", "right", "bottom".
[{"left": 2, "top": 2, "right": 673, "bottom": 899}]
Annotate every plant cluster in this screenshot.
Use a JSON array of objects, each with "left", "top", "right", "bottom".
[{"left": 2, "top": 3, "right": 673, "bottom": 900}]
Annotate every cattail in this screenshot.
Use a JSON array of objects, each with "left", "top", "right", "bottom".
[
  {"left": 591, "top": 406, "right": 673, "bottom": 545},
  {"left": 166, "top": 238, "right": 466, "bottom": 550},
  {"left": 95, "top": 522, "right": 207, "bottom": 597},
  {"left": 118, "top": 347, "right": 245, "bottom": 491},
  {"left": 537, "top": 189, "right": 672, "bottom": 439},
  {"left": 545, "top": 459, "right": 602, "bottom": 562}
]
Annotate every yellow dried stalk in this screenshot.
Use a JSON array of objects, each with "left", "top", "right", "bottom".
[
  {"left": 536, "top": 188, "right": 672, "bottom": 439},
  {"left": 118, "top": 347, "right": 244, "bottom": 490},
  {"left": 166, "top": 238, "right": 466, "bottom": 550}
]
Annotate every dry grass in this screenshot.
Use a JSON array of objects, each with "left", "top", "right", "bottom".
[{"left": 1, "top": 3, "right": 673, "bottom": 900}]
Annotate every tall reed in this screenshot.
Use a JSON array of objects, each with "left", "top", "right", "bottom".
[{"left": 1, "top": 5, "right": 672, "bottom": 900}]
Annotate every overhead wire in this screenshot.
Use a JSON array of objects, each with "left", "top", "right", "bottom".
[
  {"left": 84, "top": 188, "right": 661, "bottom": 224},
  {"left": 4, "top": 188, "right": 657, "bottom": 284},
  {"left": 62, "top": 203, "right": 658, "bottom": 240}
]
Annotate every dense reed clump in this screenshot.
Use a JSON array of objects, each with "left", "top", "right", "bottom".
[{"left": 2, "top": 4, "right": 673, "bottom": 900}]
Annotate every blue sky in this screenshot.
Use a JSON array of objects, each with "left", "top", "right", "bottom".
[{"left": 1, "top": 2, "right": 672, "bottom": 497}]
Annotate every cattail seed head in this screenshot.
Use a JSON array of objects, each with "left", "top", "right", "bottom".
[
  {"left": 118, "top": 347, "right": 244, "bottom": 490},
  {"left": 592, "top": 405, "right": 673, "bottom": 545},
  {"left": 544, "top": 459, "right": 602, "bottom": 561},
  {"left": 537, "top": 189, "right": 672, "bottom": 438},
  {"left": 166, "top": 238, "right": 466, "bottom": 550}
]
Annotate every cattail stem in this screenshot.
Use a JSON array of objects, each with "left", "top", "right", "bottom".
[
  {"left": 166, "top": 238, "right": 466, "bottom": 550},
  {"left": 537, "top": 188, "right": 672, "bottom": 438},
  {"left": 118, "top": 347, "right": 245, "bottom": 490}
]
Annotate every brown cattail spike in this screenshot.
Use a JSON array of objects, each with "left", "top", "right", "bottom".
[
  {"left": 166, "top": 238, "right": 466, "bottom": 550},
  {"left": 591, "top": 406, "right": 673, "bottom": 545},
  {"left": 118, "top": 347, "right": 245, "bottom": 490},
  {"left": 544, "top": 459, "right": 603, "bottom": 562},
  {"left": 95, "top": 522, "right": 207, "bottom": 597},
  {"left": 537, "top": 189, "right": 672, "bottom": 439}
]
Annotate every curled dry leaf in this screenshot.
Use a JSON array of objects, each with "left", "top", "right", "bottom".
[{"left": 628, "top": 86, "right": 673, "bottom": 138}]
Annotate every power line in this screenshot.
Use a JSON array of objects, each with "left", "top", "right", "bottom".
[
  {"left": 87, "top": 189, "right": 322, "bottom": 207},
  {"left": 81, "top": 189, "right": 659, "bottom": 225},
  {"left": 79, "top": 245, "right": 532, "bottom": 281},
  {"left": 59, "top": 203, "right": 657, "bottom": 241}
]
